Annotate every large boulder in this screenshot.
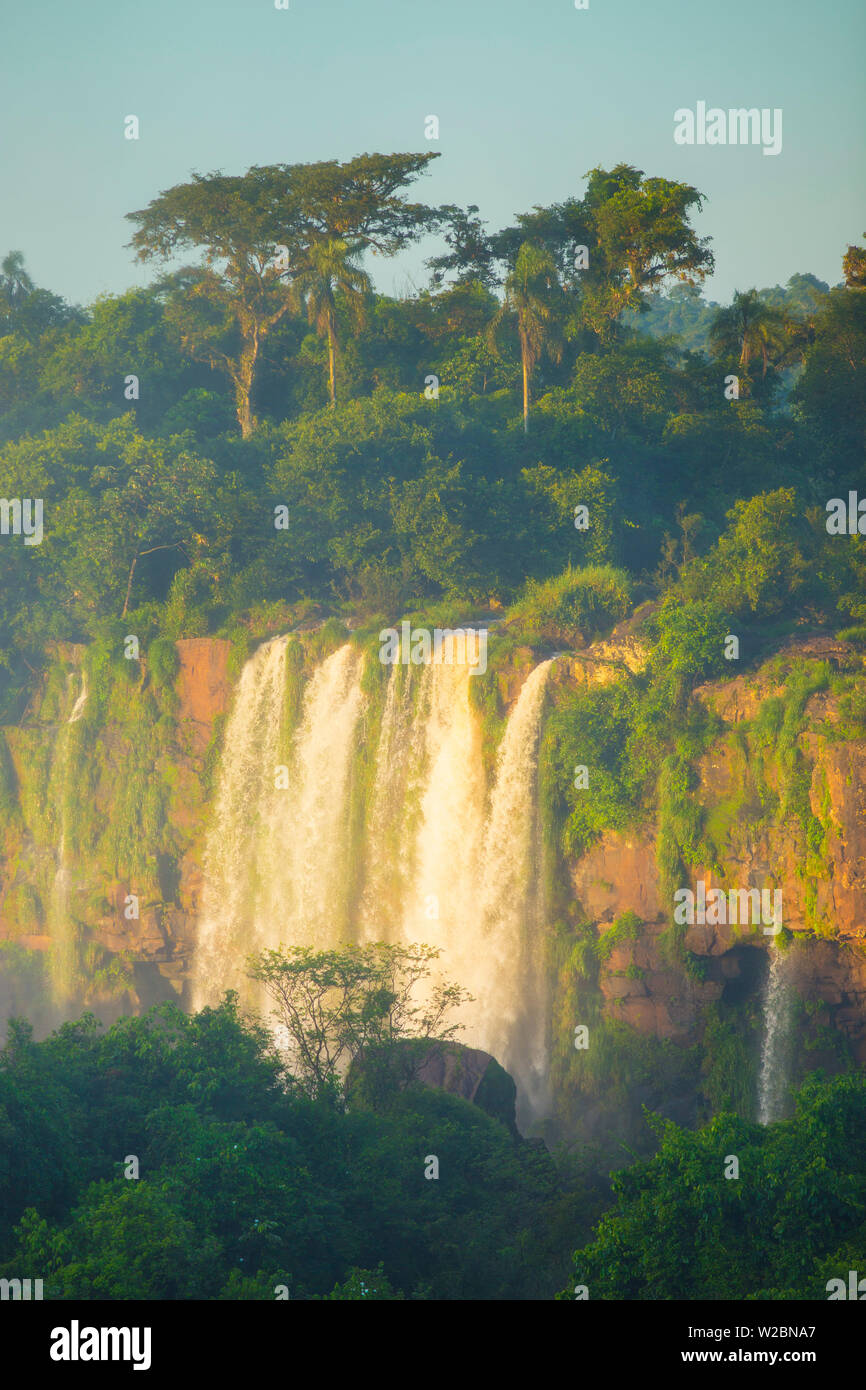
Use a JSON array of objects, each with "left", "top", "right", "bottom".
[{"left": 349, "top": 1039, "right": 518, "bottom": 1133}]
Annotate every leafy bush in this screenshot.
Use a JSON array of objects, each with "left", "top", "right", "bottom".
[
  {"left": 560, "top": 1072, "right": 866, "bottom": 1300},
  {"left": 507, "top": 564, "right": 632, "bottom": 645},
  {"left": 647, "top": 593, "right": 731, "bottom": 702},
  {"left": 147, "top": 637, "right": 180, "bottom": 689},
  {"left": 595, "top": 910, "right": 643, "bottom": 962}
]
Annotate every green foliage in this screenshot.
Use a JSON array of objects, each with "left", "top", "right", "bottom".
[
  {"left": 699, "top": 1010, "right": 758, "bottom": 1117},
  {"left": 317, "top": 1263, "right": 404, "bottom": 1300},
  {"left": 147, "top": 637, "right": 180, "bottom": 690},
  {"left": 647, "top": 593, "right": 730, "bottom": 703},
  {"left": 0, "top": 733, "right": 19, "bottom": 829},
  {"left": 0, "top": 1000, "right": 591, "bottom": 1300},
  {"left": 681, "top": 489, "right": 812, "bottom": 620},
  {"left": 595, "top": 910, "right": 642, "bottom": 963},
  {"left": 543, "top": 680, "right": 653, "bottom": 858},
  {"left": 521, "top": 462, "right": 623, "bottom": 570},
  {"left": 750, "top": 659, "right": 834, "bottom": 933},
  {"left": 507, "top": 563, "right": 632, "bottom": 645},
  {"left": 560, "top": 1072, "right": 866, "bottom": 1300},
  {"left": 248, "top": 942, "right": 471, "bottom": 1102},
  {"left": 656, "top": 749, "right": 717, "bottom": 942}
]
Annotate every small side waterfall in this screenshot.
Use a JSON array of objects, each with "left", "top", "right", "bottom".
[
  {"left": 757, "top": 943, "right": 795, "bottom": 1124},
  {"left": 68, "top": 671, "right": 88, "bottom": 724},
  {"left": 49, "top": 670, "right": 88, "bottom": 1001}
]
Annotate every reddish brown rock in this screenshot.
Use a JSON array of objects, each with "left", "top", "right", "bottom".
[
  {"left": 175, "top": 639, "right": 232, "bottom": 754},
  {"left": 573, "top": 832, "right": 661, "bottom": 923},
  {"left": 813, "top": 742, "right": 866, "bottom": 940}
]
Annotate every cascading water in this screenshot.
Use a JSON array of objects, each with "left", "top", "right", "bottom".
[
  {"left": 190, "top": 636, "right": 289, "bottom": 1008},
  {"left": 359, "top": 661, "right": 426, "bottom": 941},
  {"left": 68, "top": 671, "right": 88, "bottom": 724},
  {"left": 396, "top": 650, "right": 487, "bottom": 980},
  {"left": 193, "top": 632, "right": 553, "bottom": 1123},
  {"left": 191, "top": 641, "right": 365, "bottom": 1009},
  {"left": 49, "top": 670, "right": 88, "bottom": 1002},
  {"left": 757, "top": 943, "right": 794, "bottom": 1124},
  {"left": 262, "top": 642, "right": 365, "bottom": 947},
  {"left": 477, "top": 659, "right": 553, "bottom": 1122}
]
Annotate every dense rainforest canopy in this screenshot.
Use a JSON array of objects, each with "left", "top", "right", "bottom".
[
  {"left": 1, "top": 997, "right": 863, "bottom": 1300},
  {"left": 0, "top": 154, "right": 862, "bottom": 715}
]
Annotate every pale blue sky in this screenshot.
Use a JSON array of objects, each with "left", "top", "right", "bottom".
[{"left": 1, "top": 0, "right": 863, "bottom": 307}]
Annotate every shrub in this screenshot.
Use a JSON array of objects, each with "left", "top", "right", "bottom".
[
  {"left": 507, "top": 564, "right": 632, "bottom": 645},
  {"left": 147, "top": 638, "right": 180, "bottom": 690},
  {"left": 596, "top": 910, "right": 643, "bottom": 962}
]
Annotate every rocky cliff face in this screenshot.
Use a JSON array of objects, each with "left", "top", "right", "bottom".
[
  {"left": 0, "top": 638, "right": 233, "bottom": 1015},
  {"left": 1, "top": 631, "right": 864, "bottom": 1105},
  {"left": 569, "top": 638, "right": 866, "bottom": 1066}
]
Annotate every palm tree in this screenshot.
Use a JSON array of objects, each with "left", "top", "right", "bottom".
[
  {"left": 488, "top": 242, "right": 564, "bottom": 433},
  {"left": 0, "top": 251, "right": 34, "bottom": 313},
  {"left": 709, "top": 289, "right": 789, "bottom": 379},
  {"left": 290, "top": 238, "right": 371, "bottom": 406}
]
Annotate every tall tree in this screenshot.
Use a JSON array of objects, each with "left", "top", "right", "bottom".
[
  {"left": 488, "top": 242, "right": 564, "bottom": 432},
  {"left": 127, "top": 155, "right": 443, "bottom": 434},
  {"left": 432, "top": 166, "right": 713, "bottom": 347},
  {"left": 290, "top": 238, "right": 371, "bottom": 406},
  {"left": 127, "top": 169, "right": 301, "bottom": 437},
  {"left": 579, "top": 165, "right": 714, "bottom": 339},
  {"left": 709, "top": 289, "right": 790, "bottom": 378},
  {"left": 793, "top": 268, "right": 866, "bottom": 466},
  {"left": 0, "top": 250, "right": 80, "bottom": 337},
  {"left": 427, "top": 204, "right": 500, "bottom": 290},
  {"left": 0, "top": 251, "right": 34, "bottom": 307},
  {"left": 274, "top": 152, "right": 442, "bottom": 252},
  {"left": 843, "top": 234, "right": 866, "bottom": 289}
]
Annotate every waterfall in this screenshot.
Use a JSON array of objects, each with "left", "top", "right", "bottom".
[
  {"left": 360, "top": 661, "right": 423, "bottom": 942},
  {"left": 49, "top": 670, "right": 88, "bottom": 1001},
  {"left": 399, "top": 653, "right": 487, "bottom": 962},
  {"left": 68, "top": 671, "right": 88, "bottom": 724},
  {"left": 191, "top": 641, "right": 365, "bottom": 1009},
  {"left": 478, "top": 660, "right": 553, "bottom": 1122},
  {"left": 757, "top": 944, "right": 794, "bottom": 1124},
  {"left": 362, "top": 641, "right": 552, "bottom": 1121},
  {"left": 193, "top": 633, "right": 553, "bottom": 1123},
  {"left": 263, "top": 642, "right": 365, "bottom": 947},
  {"left": 190, "top": 636, "right": 289, "bottom": 1008}
]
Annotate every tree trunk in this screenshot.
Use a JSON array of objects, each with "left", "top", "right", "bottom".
[
  {"left": 327, "top": 319, "right": 337, "bottom": 407},
  {"left": 236, "top": 390, "right": 253, "bottom": 440},
  {"left": 522, "top": 347, "right": 530, "bottom": 434},
  {"left": 235, "top": 336, "right": 260, "bottom": 438},
  {"left": 121, "top": 552, "right": 139, "bottom": 619}
]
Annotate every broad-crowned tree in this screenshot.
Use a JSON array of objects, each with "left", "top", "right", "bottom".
[
  {"left": 127, "top": 155, "right": 443, "bottom": 435},
  {"left": 127, "top": 168, "right": 301, "bottom": 437}
]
